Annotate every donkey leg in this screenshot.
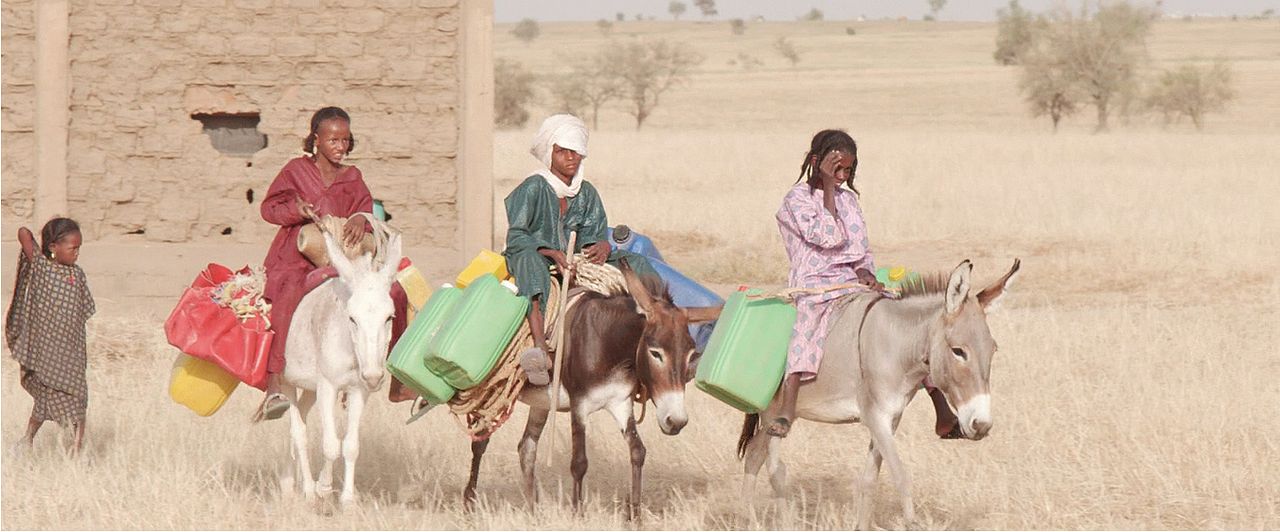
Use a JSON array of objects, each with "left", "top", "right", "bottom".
[
  {"left": 569, "top": 409, "right": 589, "bottom": 513},
  {"left": 339, "top": 388, "right": 367, "bottom": 507},
  {"left": 463, "top": 437, "right": 490, "bottom": 512},
  {"left": 283, "top": 388, "right": 317, "bottom": 499},
  {"left": 293, "top": 391, "right": 317, "bottom": 495},
  {"left": 518, "top": 407, "right": 550, "bottom": 506},
  {"left": 314, "top": 381, "right": 340, "bottom": 498},
  {"left": 765, "top": 435, "right": 788, "bottom": 496},
  {"left": 606, "top": 397, "right": 644, "bottom": 520},
  {"left": 864, "top": 410, "right": 914, "bottom": 526},
  {"left": 855, "top": 439, "right": 884, "bottom": 531}
]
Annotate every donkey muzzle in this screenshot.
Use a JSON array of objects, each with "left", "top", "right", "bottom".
[
  {"left": 362, "top": 370, "right": 386, "bottom": 391},
  {"left": 654, "top": 392, "right": 688, "bottom": 435},
  {"left": 957, "top": 393, "right": 992, "bottom": 440}
]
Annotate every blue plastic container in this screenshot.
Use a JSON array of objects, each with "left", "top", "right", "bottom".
[
  {"left": 607, "top": 225, "right": 723, "bottom": 352},
  {"left": 607, "top": 225, "right": 665, "bottom": 263}
]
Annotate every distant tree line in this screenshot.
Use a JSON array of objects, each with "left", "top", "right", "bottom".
[
  {"left": 495, "top": 38, "right": 704, "bottom": 131},
  {"left": 995, "top": 0, "right": 1235, "bottom": 131}
]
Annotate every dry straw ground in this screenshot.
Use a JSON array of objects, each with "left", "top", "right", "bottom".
[{"left": 4, "top": 19, "right": 1279, "bottom": 530}]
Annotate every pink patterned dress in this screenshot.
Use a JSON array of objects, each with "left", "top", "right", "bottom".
[{"left": 775, "top": 183, "right": 876, "bottom": 381}]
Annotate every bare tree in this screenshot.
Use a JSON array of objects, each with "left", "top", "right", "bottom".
[
  {"left": 1143, "top": 60, "right": 1235, "bottom": 129},
  {"left": 548, "top": 55, "right": 626, "bottom": 130},
  {"left": 1019, "top": 43, "right": 1082, "bottom": 131},
  {"left": 669, "top": 1, "right": 687, "bottom": 20},
  {"left": 928, "top": 0, "right": 947, "bottom": 19},
  {"left": 604, "top": 40, "right": 704, "bottom": 129},
  {"left": 1035, "top": 3, "right": 1153, "bottom": 132},
  {"left": 511, "top": 18, "right": 540, "bottom": 44},
  {"left": 494, "top": 59, "right": 536, "bottom": 129},
  {"left": 800, "top": 8, "right": 824, "bottom": 21},
  {"left": 994, "top": 0, "right": 1038, "bottom": 65},
  {"left": 596, "top": 19, "right": 614, "bottom": 36},
  {"left": 774, "top": 36, "right": 801, "bottom": 67},
  {"left": 694, "top": 0, "right": 717, "bottom": 18}
]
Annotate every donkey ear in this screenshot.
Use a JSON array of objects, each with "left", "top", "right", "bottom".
[
  {"left": 945, "top": 259, "right": 973, "bottom": 316},
  {"left": 685, "top": 350, "right": 702, "bottom": 383},
  {"left": 324, "top": 231, "right": 356, "bottom": 281},
  {"left": 619, "top": 259, "right": 654, "bottom": 316},
  {"left": 682, "top": 305, "right": 722, "bottom": 324},
  {"left": 379, "top": 233, "right": 403, "bottom": 282},
  {"left": 977, "top": 258, "right": 1021, "bottom": 312}
]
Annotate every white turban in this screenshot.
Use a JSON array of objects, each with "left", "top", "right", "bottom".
[{"left": 530, "top": 114, "right": 588, "bottom": 198}]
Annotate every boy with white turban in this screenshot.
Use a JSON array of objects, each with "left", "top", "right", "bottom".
[{"left": 504, "top": 114, "right": 658, "bottom": 385}]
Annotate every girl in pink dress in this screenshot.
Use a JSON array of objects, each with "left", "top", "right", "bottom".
[{"left": 768, "top": 129, "right": 960, "bottom": 439}]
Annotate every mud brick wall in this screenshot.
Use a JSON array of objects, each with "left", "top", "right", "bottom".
[{"left": 2, "top": 0, "right": 464, "bottom": 248}]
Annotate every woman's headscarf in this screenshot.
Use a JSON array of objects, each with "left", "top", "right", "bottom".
[{"left": 530, "top": 114, "right": 589, "bottom": 198}]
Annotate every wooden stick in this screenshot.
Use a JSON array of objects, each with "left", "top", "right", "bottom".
[{"left": 545, "top": 230, "right": 577, "bottom": 468}]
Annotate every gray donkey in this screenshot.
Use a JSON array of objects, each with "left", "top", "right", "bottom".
[{"left": 739, "top": 259, "right": 1021, "bottom": 529}]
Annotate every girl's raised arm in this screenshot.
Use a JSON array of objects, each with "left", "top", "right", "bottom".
[{"left": 17, "top": 227, "right": 36, "bottom": 260}]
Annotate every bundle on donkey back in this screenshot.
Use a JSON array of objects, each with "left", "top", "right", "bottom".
[
  {"left": 737, "top": 259, "right": 1021, "bottom": 530},
  {"left": 278, "top": 223, "right": 402, "bottom": 507},
  {"left": 463, "top": 260, "right": 721, "bottom": 519}
]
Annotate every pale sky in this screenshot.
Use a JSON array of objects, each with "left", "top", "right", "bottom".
[{"left": 495, "top": 0, "right": 1278, "bottom": 22}]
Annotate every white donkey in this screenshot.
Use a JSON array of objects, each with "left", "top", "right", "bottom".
[
  {"left": 738, "top": 259, "right": 1020, "bottom": 529},
  {"left": 279, "top": 230, "right": 401, "bottom": 505}
]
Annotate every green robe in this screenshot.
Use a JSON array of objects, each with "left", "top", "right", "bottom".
[{"left": 502, "top": 174, "right": 657, "bottom": 311}]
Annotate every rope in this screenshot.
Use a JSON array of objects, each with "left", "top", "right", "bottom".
[
  {"left": 445, "top": 278, "right": 564, "bottom": 441},
  {"left": 442, "top": 252, "right": 636, "bottom": 441},
  {"left": 745, "top": 282, "right": 874, "bottom": 304}
]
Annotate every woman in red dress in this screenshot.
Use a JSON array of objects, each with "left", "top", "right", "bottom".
[{"left": 257, "top": 107, "right": 371, "bottom": 420}]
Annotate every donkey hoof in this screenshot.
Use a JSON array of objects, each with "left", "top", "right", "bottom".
[{"left": 339, "top": 493, "right": 357, "bottom": 509}]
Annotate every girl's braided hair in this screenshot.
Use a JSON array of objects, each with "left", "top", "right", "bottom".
[
  {"left": 40, "top": 217, "right": 80, "bottom": 257},
  {"left": 796, "top": 129, "right": 859, "bottom": 195},
  {"left": 303, "top": 106, "right": 356, "bottom": 155}
]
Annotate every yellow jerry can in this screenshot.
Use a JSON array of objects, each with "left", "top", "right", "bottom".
[
  {"left": 169, "top": 354, "right": 240, "bottom": 417},
  {"left": 395, "top": 263, "right": 433, "bottom": 321},
  {"left": 455, "top": 249, "right": 510, "bottom": 288}
]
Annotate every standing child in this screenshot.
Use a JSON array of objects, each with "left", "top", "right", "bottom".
[
  {"left": 258, "top": 106, "right": 372, "bottom": 420},
  {"left": 6, "top": 218, "right": 96, "bottom": 454}
]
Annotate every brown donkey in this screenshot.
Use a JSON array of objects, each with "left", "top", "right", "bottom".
[{"left": 463, "top": 261, "right": 721, "bottom": 517}]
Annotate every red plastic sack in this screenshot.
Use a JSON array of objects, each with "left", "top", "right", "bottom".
[{"left": 164, "top": 264, "right": 272, "bottom": 391}]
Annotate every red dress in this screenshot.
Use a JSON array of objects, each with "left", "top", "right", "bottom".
[{"left": 261, "top": 157, "right": 372, "bottom": 374}]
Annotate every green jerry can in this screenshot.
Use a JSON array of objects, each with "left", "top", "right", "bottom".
[
  {"left": 424, "top": 273, "right": 530, "bottom": 389},
  {"left": 695, "top": 289, "right": 797, "bottom": 413},
  {"left": 386, "top": 286, "right": 462, "bottom": 405}
]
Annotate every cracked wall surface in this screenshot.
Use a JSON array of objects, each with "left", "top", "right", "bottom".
[{"left": 2, "top": 0, "right": 463, "bottom": 248}]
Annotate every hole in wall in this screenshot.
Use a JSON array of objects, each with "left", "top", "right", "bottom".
[
  {"left": 245, "top": 189, "right": 255, "bottom": 204},
  {"left": 221, "top": 227, "right": 233, "bottom": 236},
  {"left": 191, "top": 113, "right": 268, "bottom": 157},
  {"left": 125, "top": 228, "right": 145, "bottom": 235}
]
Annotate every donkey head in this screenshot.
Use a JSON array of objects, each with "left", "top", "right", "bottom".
[
  {"left": 928, "top": 258, "right": 1020, "bottom": 440},
  {"left": 619, "top": 260, "right": 721, "bottom": 436},
  {"left": 323, "top": 231, "right": 403, "bottom": 391}
]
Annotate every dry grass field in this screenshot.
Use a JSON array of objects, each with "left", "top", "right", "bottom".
[{"left": 4, "top": 18, "right": 1279, "bottom": 530}]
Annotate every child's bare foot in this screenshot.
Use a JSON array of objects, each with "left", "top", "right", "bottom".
[
  {"left": 519, "top": 347, "right": 552, "bottom": 386},
  {"left": 936, "top": 417, "right": 963, "bottom": 439},
  {"left": 927, "top": 386, "right": 964, "bottom": 439}
]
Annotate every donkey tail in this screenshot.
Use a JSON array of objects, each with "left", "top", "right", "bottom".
[{"left": 737, "top": 413, "right": 759, "bottom": 460}]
